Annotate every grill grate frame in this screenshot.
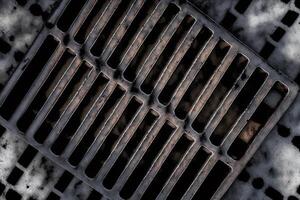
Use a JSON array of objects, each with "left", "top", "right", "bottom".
[{"left": 0, "top": 0, "right": 297, "bottom": 199}]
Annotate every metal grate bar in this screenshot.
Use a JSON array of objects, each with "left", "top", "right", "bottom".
[
  {"left": 208, "top": 68, "right": 268, "bottom": 146},
  {"left": 182, "top": 154, "right": 219, "bottom": 200},
  {"left": 191, "top": 53, "right": 249, "bottom": 133},
  {"left": 50, "top": 72, "right": 110, "bottom": 155},
  {"left": 90, "top": 0, "right": 138, "bottom": 57},
  {"left": 44, "top": 65, "right": 96, "bottom": 147},
  {"left": 26, "top": 57, "right": 82, "bottom": 139},
  {"left": 103, "top": 0, "right": 150, "bottom": 61},
  {"left": 106, "top": 0, "right": 161, "bottom": 68},
  {"left": 65, "top": 83, "right": 125, "bottom": 165},
  {"left": 102, "top": 108, "right": 159, "bottom": 189},
  {"left": 120, "top": 122, "right": 180, "bottom": 199},
  {"left": 139, "top": 14, "right": 195, "bottom": 94},
  {"left": 62, "top": 80, "right": 114, "bottom": 159},
  {"left": 202, "top": 65, "right": 258, "bottom": 139},
  {"left": 118, "top": 2, "right": 173, "bottom": 71},
  {"left": 162, "top": 145, "right": 211, "bottom": 200},
  {"left": 153, "top": 24, "right": 204, "bottom": 96},
  {"left": 170, "top": 36, "right": 219, "bottom": 109},
  {"left": 11, "top": 45, "right": 67, "bottom": 124},
  {"left": 80, "top": 90, "right": 131, "bottom": 170},
  {"left": 0, "top": 35, "right": 59, "bottom": 120},
  {"left": 188, "top": 49, "right": 238, "bottom": 121},
  {"left": 222, "top": 78, "right": 275, "bottom": 151},
  {"left": 96, "top": 105, "right": 149, "bottom": 181},
  {"left": 112, "top": 116, "right": 167, "bottom": 192}
]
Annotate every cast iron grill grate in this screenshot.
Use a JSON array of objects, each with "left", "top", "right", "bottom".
[{"left": 0, "top": 0, "right": 297, "bottom": 199}]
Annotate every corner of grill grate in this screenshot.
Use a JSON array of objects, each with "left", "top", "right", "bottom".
[{"left": 0, "top": 0, "right": 297, "bottom": 199}]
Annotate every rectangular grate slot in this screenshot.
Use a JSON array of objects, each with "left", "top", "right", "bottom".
[
  {"left": 167, "top": 147, "right": 211, "bottom": 200},
  {"left": 46, "top": 192, "right": 60, "bottom": 200},
  {"left": 51, "top": 73, "right": 109, "bottom": 155},
  {"left": 140, "top": 15, "right": 195, "bottom": 94},
  {"left": 85, "top": 97, "right": 142, "bottom": 178},
  {"left": 192, "top": 54, "right": 248, "bottom": 133},
  {"left": 6, "top": 189, "right": 22, "bottom": 200},
  {"left": 235, "top": 0, "right": 253, "bottom": 14},
  {"left": 158, "top": 26, "right": 213, "bottom": 104},
  {"left": 17, "top": 145, "right": 38, "bottom": 168},
  {"left": 74, "top": 0, "right": 109, "bottom": 44},
  {"left": 228, "top": 82, "right": 287, "bottom": 159},
  {"left": 103, "top": 109, "right": 159, "bottom": 189},
  {"left": 175, "top": 39, "right": 230, "bottom": 119},
  {"left": 120, "top": 121, "right": 176, "bottom": 199},
  {"left": 107, "top": 0, "right": 159, "bottom": 69},
  {"left": 6, "top": 167, "right": 23, "bottom": 186},
  {"left": 68, "top": 85, "right": 125, "bottom": 166},
  {"left": 33, "top": 63, "right": 91, "bottom": 144},
  {"left": 17, "top": 49, "right": 75, "bottom": 132},
  {"left": 0, "top": 35, "right": 58, "bottom": 120},
  {"left": 210, "top": 68, "right": 268, "bottom": 146},
  {"left": 87, "top": 190, "right": 103, "bottom": 200},
  {"left": 90, "top": 0, "right": 135, "bottom": 57},
  {"left": 123, "top": 3, "right": 180, "bottom": 82},
  {"left": 57, "top": 0, "right": 86, "bottom": 32},
  {"left": 54, "top": 171, "right": 74, "bottom": 193},
  {"left": 191, "top": 161, "right": 231, "bottom": 200},
  {"left": 141, "top": 134, "right": 193, "bottom": 200}
]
